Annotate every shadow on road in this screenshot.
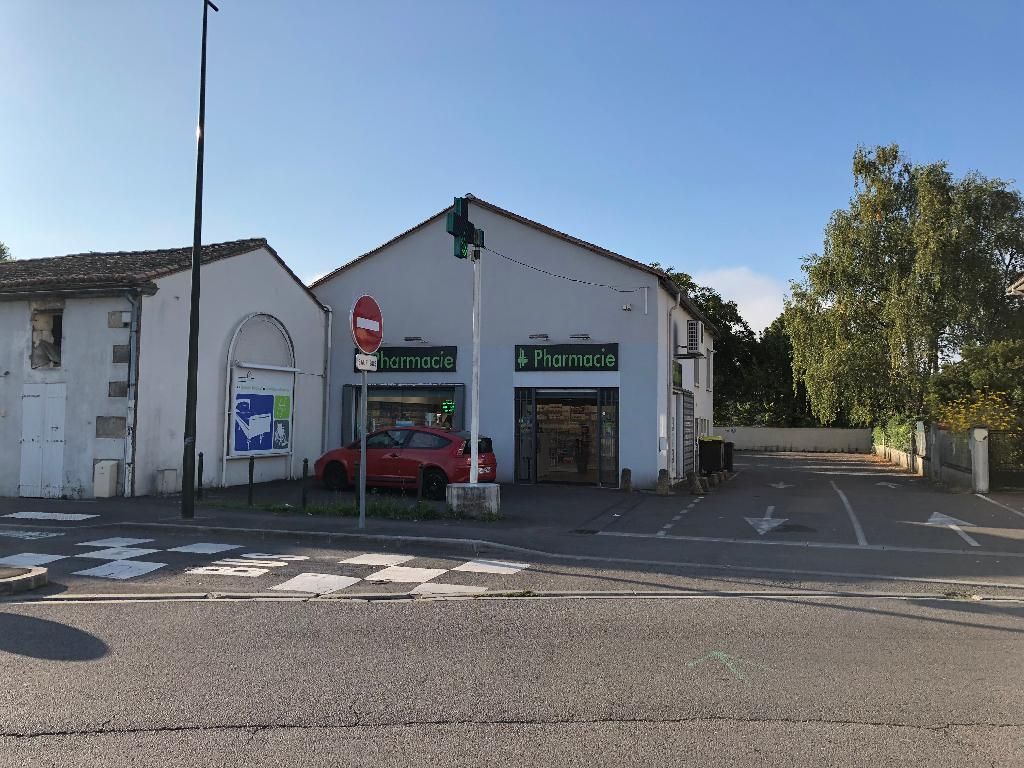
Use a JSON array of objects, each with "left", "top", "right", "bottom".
[{"left": 0, "top": 613, "right": 108, "bottom": 661}]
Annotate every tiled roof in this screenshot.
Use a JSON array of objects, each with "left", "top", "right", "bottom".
[{"left": 0, "top": 238, "right": 268, "bottom": 294}]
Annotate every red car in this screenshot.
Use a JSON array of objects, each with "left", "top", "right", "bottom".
[{"left": 314, "top": 427, "right": 497, "bottom": 499}]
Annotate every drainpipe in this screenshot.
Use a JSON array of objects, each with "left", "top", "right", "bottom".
[
  {"left": 321, "top": 304, "right": 333, "bottom": 454},
  {"left": 667, "top": 291, "right": 681, "bottom": 478},
  {"left": 123, "top": 291, "right": 142, "bottom": 496}
]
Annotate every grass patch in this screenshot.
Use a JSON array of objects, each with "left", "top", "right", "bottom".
[
  {"left": 496, "top": 590, "right": 537, "bottom": 598},
  {"left": 941, "top": 590, "right": 982, "bottom": 601}
]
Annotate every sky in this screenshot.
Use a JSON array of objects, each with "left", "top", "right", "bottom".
[{"left": 2, "top": 1, "right": 1022, "bottom": 332}]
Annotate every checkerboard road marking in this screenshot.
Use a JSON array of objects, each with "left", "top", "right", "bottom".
[
  {"left": 365, "top": 566, "right": 447, "bottom": 583},
  {"left": 453, "top": 559, "right": 529, "bottom": 575},
  {"left": 270, "top": 573, "right": 362, "bottom": 594},
  {"left": 0, "top": 530, "right": 64, "bottom": 541},
  {"left": 340, "top": 553, "right": 414, "bottom": 566},
  {"left": 73, "top": 560, "right": 167, "bottom": 580},
  {"left": 77, "top": 537, "right": 154, "bottom": 548},
  {"left": 0, "top": 552, "right": 67, "bottom": 567},
  {"left": 411, "top": 582, "right": 489, "bottom": 597},
  {"left": 75, "top": 547, "right": 162, "bottom": 561},
  {"left": 167, "top": 543, "right": 242, "bottom": 554},
  {"left": 186, "top": 552, "right": 310, "bottom": 578},
  {"left": 4, "top": 512, "right": 97, "bottom": 521}
]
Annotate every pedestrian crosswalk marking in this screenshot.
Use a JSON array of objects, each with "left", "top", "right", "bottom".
[
  {"left": 365, "top": 566, "right": 447, "bottom": 583},
  {"left": 167, "top": 543, "right": 241, "bottom": 554},
  {"left": 4, "top": 512, "right": 98, "bottom": 521},
  {"left": 73, "top": 560, "right": 167, "bottom": 580},
  {"left": 76, "top": 547, "right": 161, "bottom": 561},
  {"left": 77, "top": 538, "right": 154, "bottom": 548},
  {"left": 0, "top": 552, "right": 67, "bottom": 567},
  {"left": 0, "top": 530, "right": 64, "bottom": 540},
  {"left": 340, "top": 553, "right": 414, "bottom": 566},
  {"left": 271, "top": 573, "right": 361, "bottom": 594},
  {"left": 453, "top": 559, "right": 529, "bottom": 575}
]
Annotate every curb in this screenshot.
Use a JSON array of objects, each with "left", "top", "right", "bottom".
[
  {"left": 0, "top": 566, "right": 48, "bottom": 595},
  {"left": 118, "top": 520, "right": 1024, "bottom": 593}
]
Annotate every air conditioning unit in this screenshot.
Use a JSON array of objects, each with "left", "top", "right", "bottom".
[{"left": 686, "top": 320, "right": 704, "bottom": 356}]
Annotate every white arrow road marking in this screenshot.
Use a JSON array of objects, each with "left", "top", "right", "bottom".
[
  {"left": 745, "top": 505, "right": 788, "bottom": 535},
  {"left": 355, "top": 316, "right": 380, "bottom": 332},
  {"left": 876, "top": 482, "right": 900, "bottom": 489},
  {"left": 830, "top": 481, "right": 868, "bottom": 546},
  {"left": 769, "top": 482, "right": 794, "bottom": 489},
  {"left": 927, "top": 512, "right": 981, "bottom": 547}
]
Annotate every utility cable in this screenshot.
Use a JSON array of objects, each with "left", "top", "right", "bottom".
[{"left": 482, "top": 245, "right": 643, "bottom": 294}]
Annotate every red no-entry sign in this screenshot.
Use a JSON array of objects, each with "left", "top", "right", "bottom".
[{"left": 350, "top": 295, "right": 384, "bottom": 355}]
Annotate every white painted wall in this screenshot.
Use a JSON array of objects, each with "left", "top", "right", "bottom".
[
  {"left": 713, "top": 426, "right": 872, "bottom": 453},
  {"left": 0, "top": 296, "right": 133, "bottom": 498},
  {"left": 314, "top": 208, "right": 713, "bottom": 488},
  {"left": 134, "top": 247, "right": 327, "bottom": 495}
]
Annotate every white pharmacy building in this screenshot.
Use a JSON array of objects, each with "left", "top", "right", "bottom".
[
  {"left": 0, "top": 239, "right": 329, "bottom": 498},
  {"left": 314, "top": 196, "right": 716, "bottom": 489}
]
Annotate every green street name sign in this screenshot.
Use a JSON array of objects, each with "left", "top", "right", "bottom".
[
  {"left": 515, "top": 343, "right": 619, "bottom": 372},
  {"left": 353, "top": 346, "right": 457, "bottom": 373}
]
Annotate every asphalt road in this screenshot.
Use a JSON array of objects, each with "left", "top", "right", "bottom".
[{"left": 1, "top": 595, "right": 1021, "bottom": 766}]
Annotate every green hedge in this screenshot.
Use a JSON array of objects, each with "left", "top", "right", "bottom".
[{"left": 872, "top": 417, "right": 914, "bottom": 452}]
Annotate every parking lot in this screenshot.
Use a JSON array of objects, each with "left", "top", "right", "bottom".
[{"left": 568, "top": 452, "right": 1024, "bottom": 590}]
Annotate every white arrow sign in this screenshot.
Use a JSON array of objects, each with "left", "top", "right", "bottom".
[
  {"left": 876, "top": 482, "right": 900, "bottom": 488},
  {"left": 745, "top": 505, "right": 788, "bottom": 535},
  {"left": 926, "top": 512, "right": 980, "bottom": 547},
  {"left": 769, "top": 482, "right": 794, "bottom": 489}
]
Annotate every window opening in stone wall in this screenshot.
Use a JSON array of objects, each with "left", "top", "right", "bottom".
[{"left": 31, "top": 310, "right": 63, "bottom": 369}]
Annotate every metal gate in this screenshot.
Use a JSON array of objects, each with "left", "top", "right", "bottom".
[
  {"left": 990, "top": 431, "right": 1024, "bottom": 490},
  {"left": 681, "top": 390, "right": 695, "bottom": 475}
]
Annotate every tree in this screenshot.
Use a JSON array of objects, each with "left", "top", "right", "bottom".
[
  {"left": 0, "top": 241, "right": 10, "bottom": 261},
  {"left": 926, "top": 339, "right": 1024, "bottom": 425},
  {"left": 787, "top": 144, "right": 1024, "bottom": 426},
  {"left": 740, "top": 315, "right": 819, "bottom": 427}
]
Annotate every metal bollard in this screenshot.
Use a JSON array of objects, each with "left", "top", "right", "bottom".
[
  {"left": 247, "top": 456, "right": 255, "bottom": 507},
  {"left": 196, "top": 452, "right": 204, "bottom": 500},
  {"left": 301, "top": 458, "right": 309, "bottom": 511}
]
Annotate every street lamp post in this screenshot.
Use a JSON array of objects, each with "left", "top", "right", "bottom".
[{"left": 181, "top": 0, "right": 218, "bottom": 519}]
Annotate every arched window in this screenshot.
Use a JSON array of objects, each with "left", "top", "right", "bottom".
[{"left": 225, "top": 314, "right": 296, "bottom": 459}]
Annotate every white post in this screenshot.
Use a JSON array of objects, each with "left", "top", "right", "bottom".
[
  {"left": 470, "top": 249, "right": 481, "bottom": 484},
  {"left": 359, "top": 370, "right": 368, "bottom": 526},
  {"left": 970, "top": 427, "right": 989, "bottom": 494}
]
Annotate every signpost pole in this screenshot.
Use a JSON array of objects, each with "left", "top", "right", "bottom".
[
  {"left": 470, "top": 248, "right": 481, "bottom": 484},
  {"left": 359, "top": 369, "right": 368, "bottom": 528}
]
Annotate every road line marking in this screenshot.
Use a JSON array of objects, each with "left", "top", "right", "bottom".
[
  {"left": 948, "top": 524, "right": 980, "bottom": 547},
  {"left": 595, "top": 530, "right": 1024, "bottom": 558},
  {"left": 663, "top": 523, "right": 674, "bottom": 530},
  {"left": 975, "top": 494, "right": 1024, "bottom": 520},
  {"left": 672, "top": 515, "right": 682, "bottom": 522},
  {"left": 830, "top": 480, "right": 868, "bottom": 546}
]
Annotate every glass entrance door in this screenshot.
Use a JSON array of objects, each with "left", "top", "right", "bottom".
[{"left": 535, "top": 389, "right": 599, "bottom": 485}]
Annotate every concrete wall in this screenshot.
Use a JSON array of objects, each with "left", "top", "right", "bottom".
[
  {"left": 0, "top": 295, "right": 134, "bottom": 498},
  {"left": 713, "top": 426, "right": 872, "bottom": 453},
  {"left": 134, "top": 247, "right": 327, "bottom": 495},
  {"left": 314, "top": 208, "right": 712, "bottom": 488}
]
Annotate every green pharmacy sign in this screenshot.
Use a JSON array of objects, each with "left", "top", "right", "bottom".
[
  {"left": 353, "top": 346, "right": 457, "bottom": 373},
  {"left": 514, "top": 343, "right": 619, "bottom": 372}
]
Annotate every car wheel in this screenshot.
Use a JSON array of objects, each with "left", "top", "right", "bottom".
[
  {"left": 323, "top": 462, "right": 348, "bottom": 491},
  {"left": 423, "top": 468, "right": 448, "bottom": 500}
]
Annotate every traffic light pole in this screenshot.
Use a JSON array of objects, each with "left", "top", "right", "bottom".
[{"left": 470, "top": 248, "right": 481, "bottom": 484}]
